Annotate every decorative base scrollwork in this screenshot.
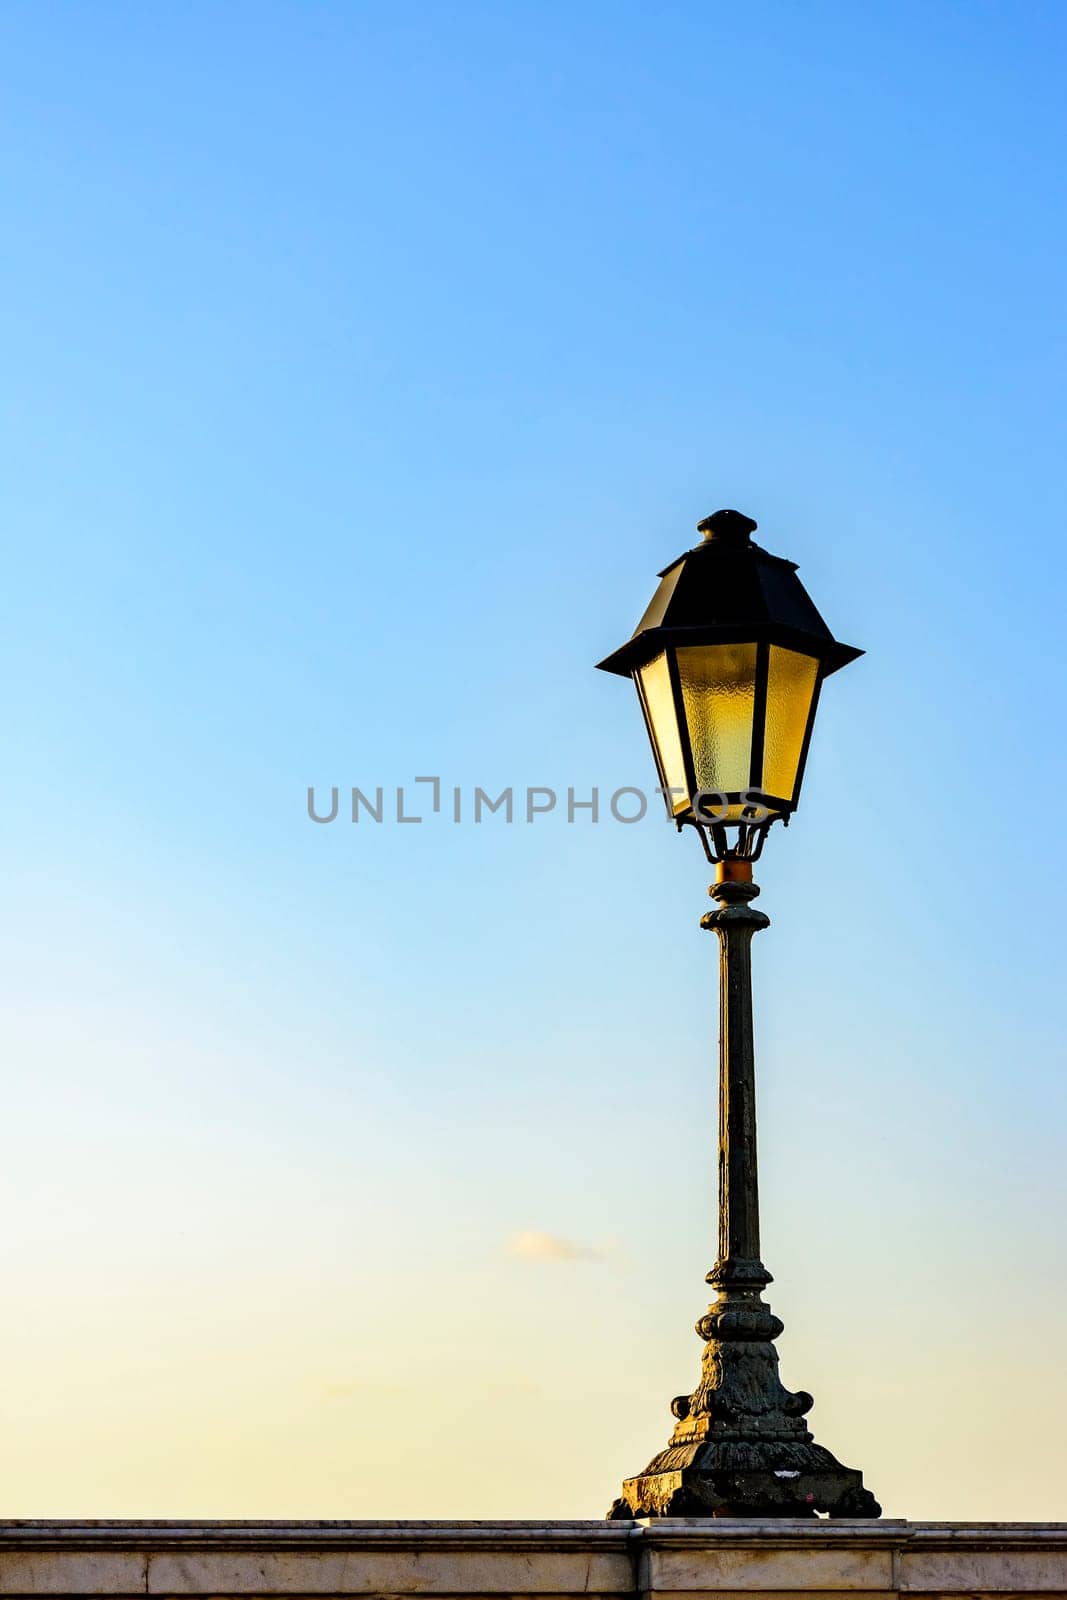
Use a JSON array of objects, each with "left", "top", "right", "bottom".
[{"left": 606, "top": 1266, "right": 880, "bottom": 1520}]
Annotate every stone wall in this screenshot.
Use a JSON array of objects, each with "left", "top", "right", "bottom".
[{"left": 1, "top": 1522, "right": 1066, "bottom": 1600}]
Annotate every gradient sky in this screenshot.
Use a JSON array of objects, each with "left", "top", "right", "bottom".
[{"left": 2, "top": 0, "right": 1067, "bottom": 1521}]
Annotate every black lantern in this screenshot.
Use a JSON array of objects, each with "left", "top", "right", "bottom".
[{"left": 597, "top": 509, "right": 861, "bottom": 861}]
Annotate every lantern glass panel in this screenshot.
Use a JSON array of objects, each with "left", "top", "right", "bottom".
[
  {"left": 676, "top": 643, "right": 757, "bottom": 795},
  {"left": 637, "top": 651, "right": 688, "bottom": 814},
  {"left": 762, "top": 645, "right": 820, "bottom": 803}
]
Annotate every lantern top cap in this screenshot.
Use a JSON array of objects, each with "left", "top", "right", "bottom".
[
  {"left": 595, "top": 502, "right": 863, "bottom": 680},
  {"left": 697, "top": 509, "right": 757, "bottom": 546}
]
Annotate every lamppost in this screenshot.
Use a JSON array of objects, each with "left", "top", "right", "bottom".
[{"left": 597, "top": 508, "right": 880, "bottom": 1520}]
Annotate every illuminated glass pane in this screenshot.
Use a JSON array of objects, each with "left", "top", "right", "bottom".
[
  {"left": 677, "top": 643, "right": 757, "bottom": 795},
  {"left": 762, "top": 646, "right": 819, "bottom": 802},
  {"left": 637, "top": 652, "right": 688, "bottom": 814}
]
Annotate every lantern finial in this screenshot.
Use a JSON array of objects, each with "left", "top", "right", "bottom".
[{"left": 697, "top": 508, "right": 757, "bottom": 544}]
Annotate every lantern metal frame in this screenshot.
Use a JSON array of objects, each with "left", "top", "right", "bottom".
[{"left": 597, "top": 510, "right": 861, "bottom": 863}]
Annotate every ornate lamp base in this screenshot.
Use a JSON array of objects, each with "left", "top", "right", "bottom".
[
  {"left": 610, "top": 1449, "right": 878, "bottom": 1520},
  {"left": 607, "top": 1260, "right": 880, "bottom": 1520}
]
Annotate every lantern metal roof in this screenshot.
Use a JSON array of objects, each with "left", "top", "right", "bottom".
[{"left": 596, "top": 509, "right": 863, "bottom": 679}]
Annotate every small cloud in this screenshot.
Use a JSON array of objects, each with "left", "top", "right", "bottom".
[
  {"left": 322, "top": 1381, "right": 360, "bottom": 1399},
  {"left": 320, "top": 1379, "right": 404, "bottom": 1400},
  {"left": 507, "top": 1229, "right": 603, "bottom": 1263},
  {"left": 488, "top": 1375, "right": 543, "bottom": 1396}
]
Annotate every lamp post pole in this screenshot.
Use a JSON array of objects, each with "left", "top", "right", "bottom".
[
  {"left": 608, "top": 866, "right": 880, "bottom": 1520},
  {"left": 705, "top": 870, "right": 770, "bottom": 1295}
]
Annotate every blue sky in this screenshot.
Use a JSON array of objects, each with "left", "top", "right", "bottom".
[{"left": 2, "top": 0, "right": 1066, "bottom": 1518}]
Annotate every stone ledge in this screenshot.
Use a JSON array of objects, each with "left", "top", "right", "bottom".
[
  {"left": 0, "top": 1523, "right": 1064, "bottom": 1599},
  {"left": 0, "top": 1527, "right": 632, "bottom": 1551}
]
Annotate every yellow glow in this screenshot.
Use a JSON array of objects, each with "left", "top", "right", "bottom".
[
  {"left": 762, "top": 646, "right": 819, "bottom": 801},
  {"left": 637, "top": 652, "right": 688, "bottom": 813},
  {"left": 677, "top": 643, "right": 757, "bottom": 795}
]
